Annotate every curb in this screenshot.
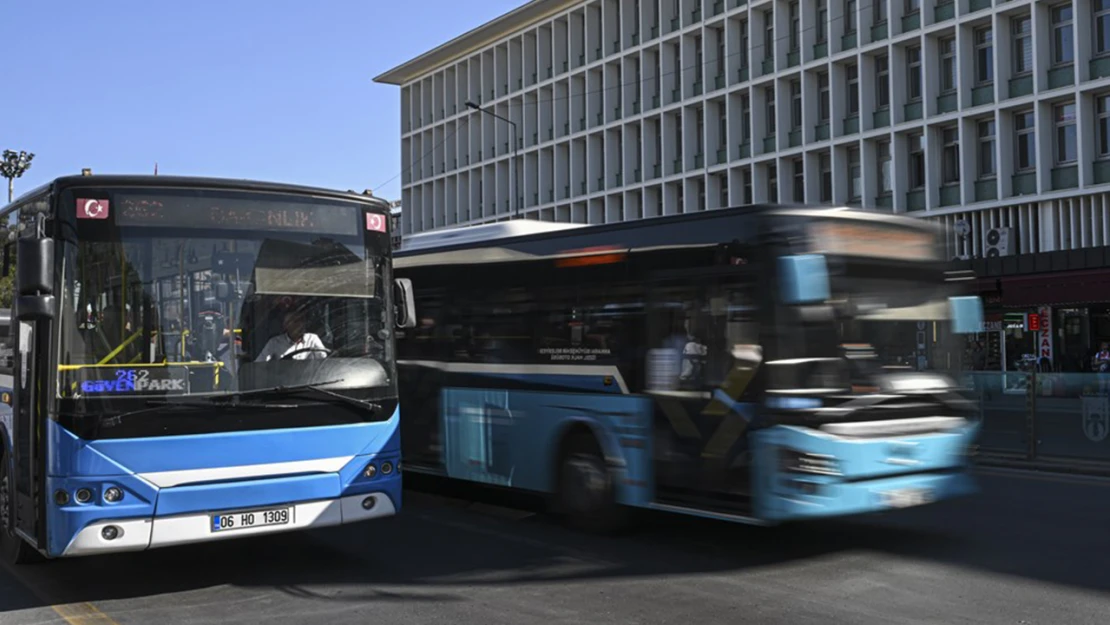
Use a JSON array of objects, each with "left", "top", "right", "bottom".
[{"left": 974, "top": 454, "right": 1110, "bottom": 478}]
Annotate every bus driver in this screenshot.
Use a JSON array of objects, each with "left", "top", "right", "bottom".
[{"left": 255, "top": 309, "right": 329, "bottom": 361}]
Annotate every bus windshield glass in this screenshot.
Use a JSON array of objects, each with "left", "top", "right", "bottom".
[
  {"left": 55, "top": 188, "right": 392, "bottom": 400},
  {"left": 832, "top": 274, "right": 965, "bottom": 374}
]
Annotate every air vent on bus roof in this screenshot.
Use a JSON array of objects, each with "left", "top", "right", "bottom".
[{"left": 401, "top": 220, "right": 585, "bottom": 252}]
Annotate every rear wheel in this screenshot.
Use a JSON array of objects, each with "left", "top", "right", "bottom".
[
  {"left": 554, "top": 434, "right": 626, "bottom": 534},
  {"left": 0, "top": 457, "right": 40, "bottom": 565}
]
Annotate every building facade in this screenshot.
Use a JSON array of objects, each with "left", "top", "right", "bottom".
[{"left": 376, "top": 0, "right": 1110, "bottom": 372}]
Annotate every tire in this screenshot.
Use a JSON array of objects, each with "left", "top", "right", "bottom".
[
  {"left": 554, "top": 433, "right": 627, "bottom": 534},
  {"left": 0, "top": 457, "right": 41, "bottom": 565}
]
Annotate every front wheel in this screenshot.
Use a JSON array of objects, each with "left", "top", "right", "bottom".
[
  {"left": 554, "top": 435, "right": 627, "bottom": 534},
  {"left": 0, "top": 459, "right": 40, "bottom": 564}
]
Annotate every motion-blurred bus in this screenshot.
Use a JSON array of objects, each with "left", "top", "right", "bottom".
[{"left": 395, "top": 205, "right": 983, "bottom": 530}]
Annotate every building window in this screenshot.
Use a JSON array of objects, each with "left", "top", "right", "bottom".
[
  {"left": 848, "top": 147, "right": 861, "bottom": 201},
  {"left": 1052, "top": 4, "right": 1074, "bottom": 65},
  {"left": 846, "top": 62, "right": 859, "bottom": 115},
  {"left": 1013, "top": 16, "right": 1033, "bottom": 75},
  {"left": 741, "top": 94, "right": 751, "bottom": 142},
  {"left": 818, "top": 71, "right": 831, "bottom": 121},
  {"left": 875, "top": 54, "right": 889, "bottom": 109},
  {"left": 941, "top": 126, "right": 960, "bottom": 184},
  {"left": 908, "top": 133, "right": 925, "bottom": 189},
  {"left": 978, "top": 119, "right": 996, "bottom": 178},
  {"left": 1097, "top": 0, "right": 1110, "bottom": 56},
  {"left": 768, "top": 164, "right": 778, "bottom": 202},
  {"left": 1098, "top": 95, "right": 1110, "bottom": 157},
  {"left": 789, "top": 1, "right": 800, "bottom": 51},
  {"left": 844, "top": 0, "right": 857, "bottom": 35},
  {"left": 975, "top": 26, "right": 993, "bottom": 84},
  {"left": 793, "top": 158, "right": 805, "bottom": 201},
  {"left": 763, "top": 10, "right": 774, "bottom": 61},
  {"left": 820, "top": 152, "right": 833, "bottom": 202},
  {"left": 739, "top": 19, "right": 749, "bottom": 71},
  {"left": 1015, "top": 110, "right": 1035, "bottom": 171},
  {"left": 1055, "top": 102, "right": 1077, "bottom": 164},
  {"left": 907, "top": 45, "right": 922, "bottom": 101},
  {"left": 790, "top": 79, "right": 802, "bottom": 129},
  {"left": 765, "top": 86, "right": 776, "bottom": 134},
  {"left": 816, "top": 0, "right": 828, "bottom": 44},
  {"left": 905, "top": 0, "right": 920, "bottom": 14},
  {"left": 939, "top": 37, "right": 956, "bottom": 93},
  {"left": 877, "top": 140, "right": 892, "bottom": 194},
  {"left": 742, "top": 167, "right": 753, "bottom": 203},
  {"left": 874, "top": 0, "right": 887, "bottom": 25}
]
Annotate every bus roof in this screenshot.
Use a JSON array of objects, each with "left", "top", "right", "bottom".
[
  {"left": 4, "top": 175, "right": 392, "bottom": 211},
  {"left": 395, "top": 204, "right": 939, "bottom": 267}
]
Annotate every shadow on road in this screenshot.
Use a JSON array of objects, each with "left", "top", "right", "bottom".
[{"left": 0, "top": 469, "right": 1106, "bottom": 615}]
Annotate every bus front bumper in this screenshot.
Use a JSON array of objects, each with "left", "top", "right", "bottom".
[
  {"left": 61, "top": 491, "right": 397, "bottom": 557},
  {"left": 764, "top": 469, "right": 975, "bottom": 522}
]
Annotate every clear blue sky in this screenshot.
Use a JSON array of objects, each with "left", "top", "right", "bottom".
[{"left": 1, "top": 0, "right": 524, "bottom": 201}]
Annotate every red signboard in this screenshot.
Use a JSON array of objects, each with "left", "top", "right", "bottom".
[{"left": 1027, "top": 312, "right": 1040, "bottom": 331}]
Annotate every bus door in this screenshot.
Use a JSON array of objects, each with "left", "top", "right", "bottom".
[
  {"left": 645, "top": 267, "right": 761, "bottom": 511},
  {"left": 9, "top": 270, "right": 54, "bottom": 548}
]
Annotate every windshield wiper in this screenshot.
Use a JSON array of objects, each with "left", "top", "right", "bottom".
[
  {"left": 216, "top": 379, "right": 382, "bottom": 413},
  {"left": 95, "top": 399, "right": 298, "bottom": 429}
]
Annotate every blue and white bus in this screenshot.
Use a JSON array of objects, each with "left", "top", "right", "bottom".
[
  {"left": 0, "top": 174, "right": 415, "bottom": 562},
  {"left": 395, "top": 205, "right": 983, "bottom": 530}
]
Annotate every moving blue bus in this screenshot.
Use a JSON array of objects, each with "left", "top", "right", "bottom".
[
  {"left": 395, "top": 205, "right": 983, "bottom": 530},
  {"left": 0, "top": 174, "right": 415, "bottom": 562}
]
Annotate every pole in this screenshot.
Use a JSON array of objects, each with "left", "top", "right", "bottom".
[
  {"left": 466, "top": 101, "right": 521, "bottom": 219},
  {"left": 6, "top": 178, "right": 11, "bottom": 204},
  {"left": 511, "top": 122, "right": 520, "bottom": 219}
]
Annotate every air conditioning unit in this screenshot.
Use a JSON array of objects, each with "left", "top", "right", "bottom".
[{"left": 984, "top": 227, "right": 1013, "bottom": 257}]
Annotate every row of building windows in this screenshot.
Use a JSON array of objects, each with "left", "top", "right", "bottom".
[{"left": 402, "top": 0, "right": 1110, "bottom": 137}]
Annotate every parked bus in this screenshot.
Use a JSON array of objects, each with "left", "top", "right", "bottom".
[
  {"left": 395, "top": 205, "right": 983, "bottom": 530},
  {"left": 0, "top": 174, "right": 415, "bottom": 562}
]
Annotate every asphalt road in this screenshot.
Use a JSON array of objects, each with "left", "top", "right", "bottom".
[{"left": 0, "top": 468, "right": 1107, "bottom": 625}]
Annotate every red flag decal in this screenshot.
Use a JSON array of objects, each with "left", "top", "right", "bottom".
[
  {"left": 76, "top": 198, "right": 110, "bottom": 220},
  {"left": 366, "top": 213, "right": 387, "bottom": 233}
]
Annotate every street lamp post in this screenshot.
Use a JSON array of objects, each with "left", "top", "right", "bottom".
[
  {"left": 465, "top": 101, "right": 520, "bottom": 220},
  {"left": 0, "top": 150, "right": 35, "bottom": 204}
]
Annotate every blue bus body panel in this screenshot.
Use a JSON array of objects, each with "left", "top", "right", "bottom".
[
  {"left": 43, "top": 407, "right": 402, "bottom": 557},
  {"left": 439, "top": 387, "right": 654, "bottom": 507},
  {"left": 751, "top": 422, "right": 979, "bottom": 522}
]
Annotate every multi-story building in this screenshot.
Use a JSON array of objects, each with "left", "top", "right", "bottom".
[{"left": 375, "top": 0, "right": 1110, "bottom": 372}]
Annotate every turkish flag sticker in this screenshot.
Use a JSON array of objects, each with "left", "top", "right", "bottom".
[
  {"left": 77, "top": 198, "right": 110, "bottom": 220},
  {"left": 365, "top": 213, "right": 387, "bottom": 233}
]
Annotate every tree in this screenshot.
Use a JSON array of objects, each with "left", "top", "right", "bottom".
[{"left": 1, "top": 150, "right": 35, "bottom": 204}]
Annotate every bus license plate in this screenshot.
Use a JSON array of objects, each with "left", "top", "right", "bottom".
[
  {"left": 210, "top": 506, "right": 293, "bottom": 532},
  {"left": 880, "top": 488, "right": 933, "bottom": 508}
]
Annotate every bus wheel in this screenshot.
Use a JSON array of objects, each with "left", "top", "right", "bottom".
[
  {"left": 555, "top": 433, "right": 626, "bottom": 534},
  {"left": 0, "top": 457, "right": 40, "bottom": 564}
]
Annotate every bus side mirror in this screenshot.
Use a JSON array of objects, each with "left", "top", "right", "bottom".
[
  {"left": 393, "top": 278, "right": 417, "bottom": 329},
  {"left": 16, "top": 238, "right": 55, "bottom": 322},
  {"left": 779, "top": 254, "right": 830, "bottom": 304},
  {"left": 949, "top": 296, "right": 984, "bottom": 334}
]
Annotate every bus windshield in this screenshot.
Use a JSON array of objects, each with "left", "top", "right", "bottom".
[
  {"left": 833, "top": 274, "right": 965, "bottom": 375},
  {"left": 56, "top": 189, "right": 392, "bottom": 400}
]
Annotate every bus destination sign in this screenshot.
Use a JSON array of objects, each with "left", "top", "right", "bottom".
[
  {"left": 809, "top": 219, "right": 939, "bottom": 261},
  {"left": 113, "top": 193, "right": 362, "bottom": 236}
]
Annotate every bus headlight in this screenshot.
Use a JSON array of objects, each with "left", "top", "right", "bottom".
[
  {"left": 104, "top": 487, "right": 123, "bottom": 503},
  {"left": 779, "top": 448, "right": 841, "bottom": 476},
  {"left": 363, "top": 463, "right": 377, "bottom": 478},
  {"left": 381, "top": 461, "right": 393, "bottom": 475},
  {"left": 75, "top": 488, "right": 93, "bottom": 504}
]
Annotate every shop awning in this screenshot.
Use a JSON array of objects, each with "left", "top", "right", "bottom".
[{"left": 976, "top": 268, "right": 1110, "bottom": 307}]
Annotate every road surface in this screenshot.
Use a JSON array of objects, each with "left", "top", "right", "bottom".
[{"left": 0, "top": 468, "right": 1107, "bottom": 624}]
